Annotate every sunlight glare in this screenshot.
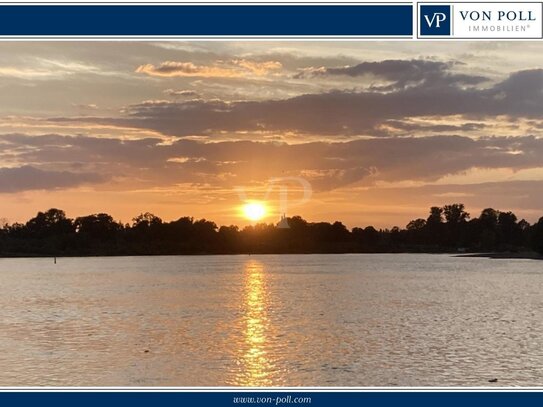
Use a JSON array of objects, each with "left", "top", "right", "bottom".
[{"left": 242, "top": 202, "right": 267, "bottom": 221}]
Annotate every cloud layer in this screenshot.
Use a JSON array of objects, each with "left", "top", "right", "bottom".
[
  {"left": 0, "top": 165, "right": 103, "bottom": 193},
  {"left": 2, "top": 133, "right": 543, "bottom": 192},
  {"left": 50, "top": 64, "right": 543, "bottom": 138},
  {"left": 136, "top": 59, "right": 282, "bottom": 78},
  {"left": 1, "top": 44, "right": 543, "bottom": 225}
]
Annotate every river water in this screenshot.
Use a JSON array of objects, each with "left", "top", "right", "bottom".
[{"left": 0, "top": 254, "right": 541, "bottom": 387}]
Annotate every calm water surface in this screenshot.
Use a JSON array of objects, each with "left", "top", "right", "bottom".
[{"left": 0, "top": 254, "right": 542, "bottom": 387}]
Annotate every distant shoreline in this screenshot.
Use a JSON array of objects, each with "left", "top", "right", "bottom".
[
  {"left": 2, "top": 205, "right": 542, "bottom": 259},
  {"left": 0, "top": 251, "right": 542, "bottom": 260},
  {"left": 457, "top": 252, "right": 543, "bottom": 260}
]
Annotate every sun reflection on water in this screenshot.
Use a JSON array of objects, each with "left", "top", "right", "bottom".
[{"left": 235, "top": 259, "right": 275, "bottom": 386}]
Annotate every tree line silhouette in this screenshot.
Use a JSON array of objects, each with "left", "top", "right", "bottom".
[{"left": 0, "top": 203, "right": 542, "bottom": 256}]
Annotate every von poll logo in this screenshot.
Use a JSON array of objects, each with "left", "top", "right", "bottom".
[
  {"left": 419, "top": 3, "right": 543, "bottom": 39},
  {"left": 420, "top": 5, "right": 451, "bottom": 36}
]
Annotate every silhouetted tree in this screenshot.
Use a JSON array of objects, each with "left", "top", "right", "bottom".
[
  {"left": 424, "top": 206, "right": 445, "bottom": 247},
  {"left": 407, "top": 218, "right": 426, "bottom": 231},
  {"left": 532, "top": 218, "right": 543, "bottom": 254},
  {"left": 75, "top": 213, "right": 121, "bottom": 240},
  {"left": 476, "top": 208, "right": 500, "bottom": 250},
  {"left": 427, "top": 206, "right": 444, "bottom": 225},
  {"left": 352, "top": 226, "right": 379, "bottom": 252},
  {"left": 0, "top": 204, "right": 539, "bottom": 256},
  {"left": 497, "top": 211, "right": 521, "bottom": 249},
  {"left": 132, "top": 212, "right": 162, "bottom": 228},
  {"left": 443, "top": 204, "right": 470, "bottom": 224},
  {"left": 26, "top": 208, "right": 74, "bottom": 237}
]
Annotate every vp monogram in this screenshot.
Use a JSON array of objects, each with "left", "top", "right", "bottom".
[
  {"left": 419, "top": 5, "right": 451, "bottom": 36},
  {"left": 424, "top": 12, "right": 447, "bottom": 28}
]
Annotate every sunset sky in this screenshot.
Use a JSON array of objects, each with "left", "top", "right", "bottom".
[{"left": 1, "top": 41, "right": 543, "bottom": 228}]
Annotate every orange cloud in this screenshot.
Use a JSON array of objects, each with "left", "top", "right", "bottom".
[
  {"left": 231, "top": 59, "right": 282, "bottom": 76},
  {"left": 135, "top": 59, "right": 282, "bottom": 78}
]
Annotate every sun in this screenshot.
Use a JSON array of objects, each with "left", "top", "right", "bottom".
[{"left": 242, "top": 202, "right": 267, "bottom": 221}]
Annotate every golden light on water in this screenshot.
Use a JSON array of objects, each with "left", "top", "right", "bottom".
[
  {"left": 242, "top": 201, "right": 267, "bottom": 221},
  {"left": 237, "top": 259, "right": 274, "bottom": 386}
]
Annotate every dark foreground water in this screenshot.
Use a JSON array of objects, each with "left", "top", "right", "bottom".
[{"left": 0, "top": 254, "right": 541, "bottom": 387}]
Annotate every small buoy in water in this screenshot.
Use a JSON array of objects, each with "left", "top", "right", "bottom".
[
  {"left": 488, "top": 378, "right": 498, "bottom": 383},
  {"left": 144, "top": 349, "right": 149, "bottom": 353}
]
